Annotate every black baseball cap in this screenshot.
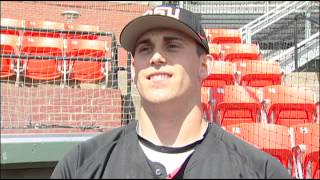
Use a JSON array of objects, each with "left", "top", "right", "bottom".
[{"left": 120, "top": 5, "right": 209, "bottom": 55}]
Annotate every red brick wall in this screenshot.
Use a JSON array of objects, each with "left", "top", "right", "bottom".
[
  {"left": 1, "top": 1, "right": 152, "bottom": 67},
  {"left": 1, "top": 83, "right": 122, "bottom": 134}
]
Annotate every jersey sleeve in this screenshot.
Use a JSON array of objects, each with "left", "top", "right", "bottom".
[{"left": 50, "top": 144, "right": 80, "bottom": 179}]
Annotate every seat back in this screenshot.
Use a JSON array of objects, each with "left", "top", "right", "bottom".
[
  {"left": 206, "top": 28, "right": 242, "bottom": 44},
  {"left": 24, "top": 20, "right": 64, "bottom": 38},
  {"left": 236, "top": 60, "right": 282, "bottom": 87},
  {"left": 1, "top": 34, "right": 19, "bottom": 78},
  {"left": 208, "top": 43, "right": 221, "bottom": 60},
  {"left": 226, "top": 123, "right": 293, "bottom": 170},
  {"left": 202, "top": 61, "right": 236, "bottom": 87},
  {"left": 221, "top": 43, "right": 260, "bottom": 62},
  {"left": 21, "top": 36, "right": 63, "bottom": 80},
  {"left": 263, "top": 85, "right": 316, "bottom": 127},
  {"left": 64, "top": 23, "right": 100, "bottom": 40},
  {"left": 1, "top": 18, "right": 24, "bottom": 36},
  {"left": 66, "top": 39, "right": 106, "bottom": 81},
  {"left": 212, "top": 85, "right": 262, "bottom": 126},
  {"left": 291, "top": 123, "right": 319, "bottom": 179}
]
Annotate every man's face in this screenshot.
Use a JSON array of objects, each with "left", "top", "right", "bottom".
[{"left": 132, "top": 28, "right": 208, "bottom": 105}]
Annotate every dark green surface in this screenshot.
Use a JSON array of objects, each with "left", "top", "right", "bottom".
[{"left": 1, "top": 134, "right": 97, "bottom": 167}]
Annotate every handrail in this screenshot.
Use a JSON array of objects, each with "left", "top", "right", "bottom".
[{"left": 239, "top": 1, "right": 311, "bottom": 44}]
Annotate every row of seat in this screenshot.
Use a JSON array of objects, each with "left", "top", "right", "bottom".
[
  {"left": 209, "top": 43, "right": 261, "bottom": 62},
  {"left": 1, "top": 18, "right": 100, "bottom": 39},
  {"left": 202, "top": 60, "right": 282, "bottom": 87},
  {"left": 1, "top": 34, "right": 108, "bottom": 81},
  {"left": 205, "top": 28, "right": 242, "bottom": 44},
  {"left": 224, "top": 122, "right": 319, "bottom": 179},
  {"left": 201, "top": 85, "right": 319, "bottom": 127}
]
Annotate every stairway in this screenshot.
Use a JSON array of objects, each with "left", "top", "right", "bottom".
[{"left": 239, "top": 1, "right": 312, "bottom": 44}]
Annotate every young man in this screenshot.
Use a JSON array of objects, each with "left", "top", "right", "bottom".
[{"left": 51, "top": 5, "right": 291, "bottom": 179}]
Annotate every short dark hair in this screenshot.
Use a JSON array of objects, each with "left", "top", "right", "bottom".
[{"left": 196, "top": 44, "right": 208, "bottom": 57}]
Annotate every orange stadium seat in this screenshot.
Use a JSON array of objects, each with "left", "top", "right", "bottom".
[
  {"left": 66, "top": 39, "right": 107, "bottom": 82},
  {"left": 202, "top": 61, "right": 236, "bottom": 87},
  {"left": 208, "top": 43, "right": 221, "bottom": 60},
  {"left": 209, "top": 85, "right": 262, "bottom": 126},
  {"left": 263, "top": 85, "right": 316, "bottom": 127},
  {"left": 221, "top": 43, "right": 260, "bottom": 62},
  {"left": 64, "top": 23, "right": 100, "bottom": 40},
  {"left": 20, "top": 36, "right": 63, "bottom": 80},
  {"left": 0, "top": 34, "right": 19, "bottom": 78},
  {"left": 226, "top": 123, "right": 294, "bottom": 175},
  {"left": 24, "top": 20, "right": 64, "bottom": 38},
  {"left": 290, "top": 123, "right": 319, "bottom": 179},
  {"left": 1, "top": 18, "right": 24, "bottom": 36},
  {"left": 235, "top": 60, "right": 282, "bottom": 87},
  {"left": 206, "top": 28, "right": 242, "bottom": 44}
]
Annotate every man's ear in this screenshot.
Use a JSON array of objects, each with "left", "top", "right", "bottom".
[{"left": 199, "top": 54, "right": 213, "bottom": 81}]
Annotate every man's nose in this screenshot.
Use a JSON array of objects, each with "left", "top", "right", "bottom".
[{"left": 150, "top": 51, "right": 166, "bottom": 66}]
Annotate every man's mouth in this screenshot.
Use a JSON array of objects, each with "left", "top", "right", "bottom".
[{"left": 147, "top": 72, "right": 172, "bottom": 81}]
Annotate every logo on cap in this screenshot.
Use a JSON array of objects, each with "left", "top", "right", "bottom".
[{"left": 143, "top": 7, "right": 180, "bottom": 20}]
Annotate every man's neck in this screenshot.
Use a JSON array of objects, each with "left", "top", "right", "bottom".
[{"left": 138, "top": 102, "right": 207, "bottom": 147}]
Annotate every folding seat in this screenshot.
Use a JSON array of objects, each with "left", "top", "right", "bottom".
[
  {"left": 226, "top": 123, "right": 294, "bottom": 175},
  {"left": 1, "top": 34, "right": 19, "bottom": 78},
  {"left": 66, "top": 39, "right": 107, "bottom": 82},
  {"left": 24, "top": 20, "right": 64, "bottom": 38},
  {"left": 235, "top": 60, "right": 282, "bottom": 87},
  {"left": 221, "top": 43, "right": 260, "bottom": 62},
  {"left": 20, "top": 36, "right": 63, "bottom": 80},
  {"left": 263, "top": 85, "right": 316, "bottom": 127},
  {"left": 64, "top": 23, "right": 100, "bottom": 40},
  {"left": 202, "top": 61, "right": 236, "bottom": 87},
  {"left": 205, "top": 28, "right": 242, "bottom": 44},
  {"left": 1, "top": 18, "right": 24, "bottom": 36},
  {"left": 208, "top": 43, "right": 221, "bottom": 60},
  {"left": 290, "top": 123, "right": 319, "bottom": 179},
  {"left": 209, "top": 85, "right": 262, "bottom": 126}
]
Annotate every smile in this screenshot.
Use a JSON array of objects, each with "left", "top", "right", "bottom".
[{"left": 147, "top": 73, "right": 172, "bottom": 81}]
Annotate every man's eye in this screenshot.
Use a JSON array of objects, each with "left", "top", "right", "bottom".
[
  {"left": 168, "top": 44, "right": 179, "bottom": 49},
  {"left": 137, "top": 46, "right": 150, "bottom": 53}
]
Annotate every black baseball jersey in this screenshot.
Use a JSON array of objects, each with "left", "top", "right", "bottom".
[{"left": 51, "top": 120, "right": 291, "bottom": 179}]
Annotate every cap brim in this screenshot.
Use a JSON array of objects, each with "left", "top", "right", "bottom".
[{"left": 120, "top": 15, "right": 202, "bottom": 53}]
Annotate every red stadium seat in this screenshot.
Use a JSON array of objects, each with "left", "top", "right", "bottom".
[
  {"left": 202, "top": 61, "right": 236, "bottom": 87},
  {"left": 290, "top": 123, "right": 319, "bottom": 179},
  {"left": 1, "top": 18, "right": 24, "bottom": 36},
  {"left": 64, "top": 23, "right": 100, "bottom": 40},
  {"left": 235, "top": 60, "right": 282, "bottom": 87},
  {"left": 209, "top": 85, "right": 262, "bottom": 126},
  {"left": 0, "top": 34, "right": 19, "bottom": 78},
  {"left": 221, "top": 43, "right": 260, "bottom": 62},
  {"left": 20, "top": 36, "right": 63, "bottom": 80},
  {"left": 24, "top": 20, "right": 64, "bottom": 38},
  {"left": 226, "top": 123, "right": 294, "bottom": 174},
  {"left": 263, "top": 85, "right": 316, "bottom": 127},
  {"left": 206, "top": 28, "right": 242, "bottom": 44},
  {"left": 208, "top": 43, "right": 221, "bottom": 60},
  {"left": 66, "top": 39, "right": 107, "bottom": 82}
]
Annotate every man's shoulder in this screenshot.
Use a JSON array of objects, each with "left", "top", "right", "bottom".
[{"left": 78, "top": 120, "right": 137, "bottom": 155}]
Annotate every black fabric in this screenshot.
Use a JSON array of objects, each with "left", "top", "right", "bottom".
[
  {"left": 51, "top": 120, "right": 291, "bottom": 179},
  {"left": 137, "top": 125, "right": 208, "bottom": 154}
]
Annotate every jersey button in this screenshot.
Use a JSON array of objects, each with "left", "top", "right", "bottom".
[{"left": 155, "top": 168, "right": 162, "bottom": 176}]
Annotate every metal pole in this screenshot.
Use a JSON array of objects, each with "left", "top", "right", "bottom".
[{"left": 294, "top": 15, "right": 298, "bottom": 71}]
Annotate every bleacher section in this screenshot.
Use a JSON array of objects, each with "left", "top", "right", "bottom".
[
  {"left": 201, "top": 28, "right": 319, "bottom": 178},
  {"left": 0, "top": 18, "right": 115, "bottom": 87}
]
